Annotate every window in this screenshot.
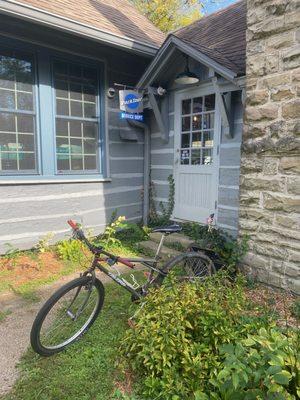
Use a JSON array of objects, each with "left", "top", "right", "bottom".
[
  {"left": 0, "top": 40, "right": 104, "bottom": 180},
  {"left": 54, "top": 61, "right": 99, "bottom": 173},
  {"left": 0, "top": 49, "right": 37, "bottom": 173},
  {"left": 180, "top": 94, "right": 215, "bottom": 166}
]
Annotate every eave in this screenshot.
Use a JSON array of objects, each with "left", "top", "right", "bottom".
[
  {"left": 0, "top": 0, "right": 160, "bottom": 57},
  {"left": 137, "top": 35, "right": 238, "bottom": 88}
]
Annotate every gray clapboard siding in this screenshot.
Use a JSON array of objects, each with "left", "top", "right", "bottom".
[{"left": 217, "top": 91, "right": 243, "bottom": 235}]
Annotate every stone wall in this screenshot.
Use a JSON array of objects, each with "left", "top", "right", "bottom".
[{"left": 240, "top": 0, "right": 300, "bottom": 294}]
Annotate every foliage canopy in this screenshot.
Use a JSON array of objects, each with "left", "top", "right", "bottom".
[{"left": 131, "top": 0, "right": 202, "bottom": 33}]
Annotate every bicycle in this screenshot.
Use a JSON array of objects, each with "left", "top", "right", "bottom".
[{"left": 30, "top": 219, "right": 215, "bottom": 356}]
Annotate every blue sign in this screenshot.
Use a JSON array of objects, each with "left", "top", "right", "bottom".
[
  {"left": 120, "top": 112, "right": 144, "bottom": 121},
  {"left": 119, "top": 90, "right": 144, "bottom": 122},
  {"left": 124, "top": 93, "right": 141, "bottom": 110}
]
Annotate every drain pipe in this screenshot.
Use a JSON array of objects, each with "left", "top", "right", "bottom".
[{"left": 128, "top": 119, "right": 150, "bottom": 225}]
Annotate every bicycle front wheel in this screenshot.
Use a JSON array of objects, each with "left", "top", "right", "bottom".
[
  {"left": 158, "top": 252, "right": 215, "bottom": 285},
  {"left": 30, "top": 276, "right": 104, "bottom": 356}
]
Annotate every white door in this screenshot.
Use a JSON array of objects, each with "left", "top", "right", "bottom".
[{"left": 173, "top": 87, "right": 220, "bottom": 223}]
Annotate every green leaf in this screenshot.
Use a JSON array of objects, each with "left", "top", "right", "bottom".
[
  {"left": 273, "top": 371, "right": 292, "bottom": 385},
  {"left": 232, "top": 373, "right": 240, "bottom": 390},
  {"left": 194, "top": 391, "right": 209, "bottom": 400}
]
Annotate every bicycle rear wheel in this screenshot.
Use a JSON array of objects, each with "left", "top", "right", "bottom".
[
  {"left": 157, "top": 252, "right": 215, "bottom": 285},
  {"left": 30, "top": 276, "right": 104, "bottom": 356}
]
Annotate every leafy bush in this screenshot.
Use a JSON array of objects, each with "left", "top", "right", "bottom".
[
  {"left": 94, "top": 216, "right": 127, "bottom": 249},
  {"left": 56, "top": 239, "right": 85, "bottom": 263},
  {"left": 209, "top": 329, "right": 300, "bottom": 399},
  {"left": 115, "top": 222, "right": 149, "bottom": 244},
  {"left": 182, "top": 222, "right": 249, "bottom": 270},
  {"left": 121, "top": 274, "right": 277, "bottom": 399}
]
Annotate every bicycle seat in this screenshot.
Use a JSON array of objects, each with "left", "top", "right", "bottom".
[{"left": 152, "top": 224, "right": 182, "bottom": 234}]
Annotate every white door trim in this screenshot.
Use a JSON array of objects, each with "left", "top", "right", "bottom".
[{"left": 173, "top": 85, "right": 221, "bottom": 224}]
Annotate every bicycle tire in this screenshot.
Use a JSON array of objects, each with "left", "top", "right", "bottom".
[
  {"left": 154, "top": 251, "right": 216, "bottom": 286},
  {"left": 30, "top": 276, "right": 104, "bottom": 356}
]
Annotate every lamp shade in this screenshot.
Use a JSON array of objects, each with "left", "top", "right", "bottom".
[
  {"left": 175, "top": 70, "right": 199, "bottom": 85},
  {"left": 175, "top": 55, "right": 199, "bottom": 85}
]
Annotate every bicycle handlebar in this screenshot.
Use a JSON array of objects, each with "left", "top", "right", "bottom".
[
  {"left": 67, "top": 219, "right": 79, "bottom": 230},
  {"left": 66, "top": 220, "right": 135, "bottom": 268}
]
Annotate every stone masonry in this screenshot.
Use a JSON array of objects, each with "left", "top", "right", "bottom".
[{"left": 240, "top": 0, "right": 300, "bottom": 294}]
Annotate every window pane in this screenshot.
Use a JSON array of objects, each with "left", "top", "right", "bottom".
[
  {"left": 0, "top": 49, "right": 36, "bottom": 174},
  {"left": 192, "top": 132, "right": 202, "bottom": 148},
  {"left": 203, "top": 131, "right": 214, "bottom": 147},
  {"left": 19, "top": 152, "right": 35, "bottom": 170},
  {"left": 0, "top": 112, "right": 15, "bottom": 131},
  {"left": 71, "top": 155, "right": 83, "bottom": 170},
  {"left": 55, "top": 80, "right": 68, "bottom": 98},
  {"left": 193, "top": 97, "right": 203, "bottom": 113},
  {"left": 17, "top": 115, "right": 34, "bottom": 133},
  {"left": 203, "top": 113, "right": 214, "bottom": 129},
  {"left": 18, "top": 134, "right": 34, "bottom": 151},
  {"left": 182, "top": 99, "right": 191, "bottom": 115},
  {"left": 0, "top": 89, "right": 15, "bottom": 109},
  {"left": 180, "top": 149, "right": 189, "bottom": 165},
  {"left": 54, "top": 60, "right": 99, "bottom": 173},
  {"left": 70, "top": 101, "right": 83, "bottom": 117},
  {"left": 17, "top": 92, "right": 33, "bottom": 111},
  {"left": 69, "top": 120, "right": 81, "bottom": 137},
  {"left": 84, "top": 138, "right": 97, "bottom": 154},
  {"left": 1, "top": 153, "right": 17, "bottom": 170},
  {"left": 57, "top": 158, "right": 70, "bottom": 171},
  {"left": 191, "top": 149, "right": 201, "bottom": 165},
  {"left": 84, "top": 155, "right": 96, "bottom": 170},
  {"left": 70, "top": 83, "right": 82, "bottom": 100},
  {"left": 202, "top": 148, "right": 213, "bottom": 165},
  {"left": 181, "top": 133, "right": 190, "bottom": 148},
  {"left": 182, "top": 116, "right": 190, "bottom": 131},
  {"left": 192, "top": 114, "right": 201, "bottom": 131},
  {"left": 57, "top": 99, "right": 69, "bottom": 116},
  {"left": 204, "top": 94, "right": 215, "bottom": 111}
]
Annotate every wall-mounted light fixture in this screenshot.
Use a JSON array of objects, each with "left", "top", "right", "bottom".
[{"left": 175, "top": 55, "right": 199, "bottom": 85}]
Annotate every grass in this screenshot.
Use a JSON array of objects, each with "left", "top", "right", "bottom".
[
  {"left": 0, "top": 310, "right": 11, "bottom": 323},
  {"left": 2, "top": 277, "right": 137, "bottom": 400}
]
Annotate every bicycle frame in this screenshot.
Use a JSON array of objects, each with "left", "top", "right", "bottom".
[{"left": 85, "top": 233, "right": 169, "bottom": 300}]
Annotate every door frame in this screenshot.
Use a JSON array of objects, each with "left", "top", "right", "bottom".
[{"left": 172, "top": 84, "right": 221, "bottom": 224}]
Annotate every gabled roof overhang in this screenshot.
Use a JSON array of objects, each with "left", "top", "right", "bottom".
[
  {"left": 0, "top": 0, "right": 159, "bottom": 56},
  {"left": 137, "top": 35, "right": 238, "bottom": 87}
]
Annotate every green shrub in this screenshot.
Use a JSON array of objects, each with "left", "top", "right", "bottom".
[
  {"left": 209, "top": 328, "right": 300, "bottom": 399},
  {"left": 182, "top": 222, "right": 249, "bottom": 270},
  {"left": 115, "top": 222, "right": 149, "bottom": 244},
  {"left": 56, "top": 239, "right": 85, "bottom": 263},
  {"left": 121, "top": 274, "right": 275, "bottom": 399}
]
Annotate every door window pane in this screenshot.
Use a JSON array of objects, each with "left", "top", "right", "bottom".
[
  {"left": 181, "top": 116, "right": 190, "bottom": 131},
  {"left": 202, "top": 148, "right": 213, "bottom": 165},
  {"left": 182, "top": 99, "right": 191, "bottom": 115},
  {"left": 0, "top": 49, "right": 36, "bottom": 174},
  {"left": 180, "top": 149, "right": 190, "bottom": 165},
  {"left": 192, "top": 114, "right": 201, "bottom": 131},
  {"left": 54, "top": 60, "right": 99, "bottom": 173}
]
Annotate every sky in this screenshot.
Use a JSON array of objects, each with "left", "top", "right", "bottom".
[{"left": 201, "top": 0, "right": 239, "bottom": 14}]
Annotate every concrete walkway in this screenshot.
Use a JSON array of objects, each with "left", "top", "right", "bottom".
[{"left": 0, "top": 266, "right": 137, "bottom": 395}]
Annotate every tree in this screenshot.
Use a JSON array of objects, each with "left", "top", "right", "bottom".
[{"left": 131, "top": 0, "right": 203, "bottom": 33}]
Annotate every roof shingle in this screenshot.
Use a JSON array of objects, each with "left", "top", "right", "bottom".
[
  {"left": 174, "top": 0, "right": 246, "bottom": 75},
  {"left": 15, "top": 0, "right": 165, "bottom": 48}
]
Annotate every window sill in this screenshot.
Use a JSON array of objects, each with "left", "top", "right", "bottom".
[{"left": 0, "top": 177, "right": 112, "bottom": 185}]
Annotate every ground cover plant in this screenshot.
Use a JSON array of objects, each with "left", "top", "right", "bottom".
[{"left": 120, "top": 274, "right": 299, "bottom": 400}]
